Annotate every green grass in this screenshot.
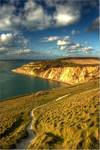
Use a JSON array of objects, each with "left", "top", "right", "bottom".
[{"left": 28, "top": 79, "right": 99, "bottom": 149}]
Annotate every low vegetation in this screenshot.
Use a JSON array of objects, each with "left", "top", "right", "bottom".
[
  {"left": 28, "top": 79, "right": 99, "bottom": 149},
  {"left": 0, "top": 82, "right": 68, "bottom": 149},
  {"left": 0, "top": 79, "right": 99, "bottom": 149}
]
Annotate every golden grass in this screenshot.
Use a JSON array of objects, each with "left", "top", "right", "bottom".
[
  {"left": 0, "top": 79, "right": 99, "bottom": 149},
  {"left": 28, "top": 80, "right": 99, "bottom": 149}
]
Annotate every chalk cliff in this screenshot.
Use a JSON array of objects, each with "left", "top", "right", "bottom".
[{"left": 12, "top": 58, "right": 100, "bottom": 84}]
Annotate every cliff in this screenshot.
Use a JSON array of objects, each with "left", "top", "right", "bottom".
[{"left": 12, "top": 58, "right": 100, "bottom": 84}]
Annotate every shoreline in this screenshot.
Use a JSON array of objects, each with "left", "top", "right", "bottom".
[
  {"left": 12, "top": 70, "right": 71, "bottom": 85},
  {"left": 0, "top": 72, "right": 67, "bottom": 102},
  {"left": 0, "top": 83, "right": 66, "bottom": 102}
]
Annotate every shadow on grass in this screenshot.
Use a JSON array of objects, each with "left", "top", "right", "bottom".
[
  {"left": 45, "top": 132, "right": 64, "bottom": 148},
  {"left": 0, "top": 114, "right": 23, "bottom": 138}
]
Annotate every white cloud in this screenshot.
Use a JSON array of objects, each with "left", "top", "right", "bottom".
[
  {"left": 11, "top": 49, "right": 32, "bottom": 55},
  {"left": 23, "top": 0, "right": 52, "bottom": 30},
  {"left": 0, "top": 32, "right": 30, "bottom": 56},
  {"left": 54, "top": 5, "right": 80, "bottom": 26},
  {"left": 57, "top": 40, "right": 67, "bottom": 46},
  {"left": 68, "top": 43, "right": 81, "bottom": 50},
  {"left": 81, "top": 47, "right": 93, "bottom": 51},
  {"left": 42, "top": 34, "right": 94, "bottom": 55},
  {"left": 42, "top": 36, "right": 59, "bottom": 42},
  {"left": 55, "top": 35, "right": 94, "bottom": 55},
  {"left": 0, "top": 0, "right": 81, "bottom": 31},
  {"left": 6, "top": 48, "right": 33, "bottom": 56},
  {"left": 47, "top": 36, "right": 59, "bottom": 41},
  {"left": 57, "top": 36, "right": 71, "bottom": 46},
  {"left": 0, "top": 33, "right": 13, "bottom": 43},
  {"left": 0, "top": 5, "right": 15, "bottom": 31},
  {"left": 60, "top": 46, "right": 66, "bottom": 50}
]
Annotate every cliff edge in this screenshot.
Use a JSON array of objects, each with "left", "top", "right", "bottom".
[{"left": 12, "top": 58, "right": 100, "bottom": 84}]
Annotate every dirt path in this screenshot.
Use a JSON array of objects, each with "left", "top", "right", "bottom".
[
  {"left": 15, "top": 93, "right": 70, "bottom": 149},
  {"left": 15, "top": 111, "right": 35, "bottom": 149},
  {"left": 15, "top": 88, "right": 98, "bottom": 149}
]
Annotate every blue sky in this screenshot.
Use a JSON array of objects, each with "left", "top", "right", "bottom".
[{"left": 0, "top": 0, "right": 99, "bottom": 59}]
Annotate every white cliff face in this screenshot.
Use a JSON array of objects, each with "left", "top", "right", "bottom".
[{"left": 12, "top": 62, "right": 100, "bottom": 84}]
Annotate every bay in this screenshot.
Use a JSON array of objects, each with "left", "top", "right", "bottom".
[{"left": 0, "top": 60, "right": 63, "bottom": 100}]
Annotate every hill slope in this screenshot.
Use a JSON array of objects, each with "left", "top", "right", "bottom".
[
  {"left": 28, "top": 79, "right": 99, "bottom": 149},
  {"left": 0, "top": 79, "right": 99, "bottom": 149}
]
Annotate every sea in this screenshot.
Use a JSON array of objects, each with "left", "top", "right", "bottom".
[{"left": 0, "top": 60, "right": 64, "bottom": 100}]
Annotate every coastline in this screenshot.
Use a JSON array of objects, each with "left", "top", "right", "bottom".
[
  {"left": 12, "top": 69, "right": 71, "bottom": 85},
  {"left": 0, "top": 81, "right": 66, "bottom": 102},
  {"left": 12, "top": 58, "right": 100, "bottom": 85}
]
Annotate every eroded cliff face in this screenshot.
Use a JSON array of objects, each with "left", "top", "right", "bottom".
[
  {"left": 12, "top": 59, "right": 100, "bottom": 84},
  {"left": 38, "top": 66, "right": 99, "bottom": 84}
]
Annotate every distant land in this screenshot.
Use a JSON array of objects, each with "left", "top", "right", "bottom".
[{"left": 0, "top": 56, "right": 99, "bottom": 61}]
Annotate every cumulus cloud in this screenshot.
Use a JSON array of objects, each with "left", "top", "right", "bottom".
[
  {"left": 54, "top": 5, "right": 80, "bottom": 26},
  {"left": 42, "top": 34, "right": 94, "bottom": 55},
  {"left": 87, "top": 17, "right": 100, "bottom": 31},
  {"left": 66, "top": 43, "right": 93, "bottom": 54},
  {"left": 0, "top": 32, "right": 29, "bottom": 56},
  {"left": 0, "top": 33, "right": 13, "bottom": 43},
  {"left": 60, "top": 46, "right": 66, "bottom": 50},
  {"left": 0, "top": 0, "right": 81, "bottom": 31},
  {"left": 23, "top": 0, "right": 52, "bottom": 30},
  {"left": 0, "top": 5, "right": 15, "bottom": 31},
  {"left": 51, "top": 35, "right": 94, "bottom": 55},
  {"left": 57, "top": 40, "right": 67, "bottom": 46},
  {"left": 57, "top": 36, "right": 71, "bottom": 46}
]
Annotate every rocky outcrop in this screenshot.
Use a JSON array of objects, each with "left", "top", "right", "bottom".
[{"left": 12, "top": 58, "right": 100, "bottom": 84}]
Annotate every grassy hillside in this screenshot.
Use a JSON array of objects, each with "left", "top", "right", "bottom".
[
  {"left": 28, "top": 79, "right": 99, "bottom": 149},
  {"left": 0, "top": 79, "right": 99, "bottom": 149}
]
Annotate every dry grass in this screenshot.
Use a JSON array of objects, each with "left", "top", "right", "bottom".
[
  {"left": 29, "top": 79, "right": 99, "bottom": 149},
  {"left": 0, "top": 79, "right": 99, "bottom": 149}
]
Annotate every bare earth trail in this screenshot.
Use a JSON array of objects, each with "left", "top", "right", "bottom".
[{"left": 15, "top": 88, "right": 98, "bottom": 149}]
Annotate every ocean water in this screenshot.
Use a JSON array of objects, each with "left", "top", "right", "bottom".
[{"left": 0, "top": 60, "right": 63, "bottom": 100}]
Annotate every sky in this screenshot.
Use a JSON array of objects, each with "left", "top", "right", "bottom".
[{"left": 0, "top": 0, "right": 99, "bottom": 59}]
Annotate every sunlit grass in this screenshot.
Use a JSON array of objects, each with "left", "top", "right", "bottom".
[
  {"left": 29, "top": 79, "right": 99, "bottom": 149},
  {"left": 0, "top": 79, "right": 99, "bottom": 149}
]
